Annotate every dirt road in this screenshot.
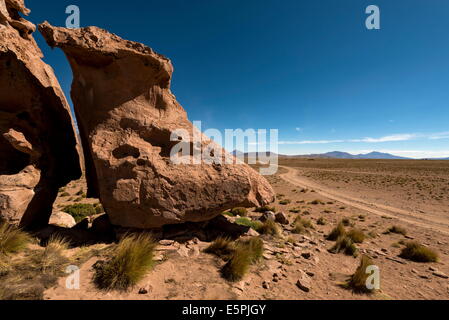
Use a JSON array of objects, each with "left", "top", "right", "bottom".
[{"left": 279, "top": 166, "right": 449, "bottom": 236}]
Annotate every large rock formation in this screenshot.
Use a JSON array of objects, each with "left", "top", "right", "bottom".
[
  {"left": 0, "top": 0, "right": 81, "bottom": 228},
  {"left": 39, "top": 22, "right": 275, "bottom": 229}
]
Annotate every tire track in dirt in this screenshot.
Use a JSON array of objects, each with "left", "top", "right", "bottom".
[{"left": 279, "top": 166, "right": 449, "bottom": 236}]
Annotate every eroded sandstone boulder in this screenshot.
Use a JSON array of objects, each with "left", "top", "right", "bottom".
[
  {"left": 39, "top": 22, "right": 275, "bottom": 229},
  {"left": 0, "top": 0, "right": 81, "bottom": 227}
]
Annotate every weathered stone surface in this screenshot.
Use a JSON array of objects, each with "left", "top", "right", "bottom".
[
  {"left": 0, "top": 0, "right": 82, "bottom": 228},
  {"left": 49, "top": 211, "right": 76, "bottom": 228},
  {"left": 39, "top": 22, "right": 275, "bottom": 229},
  {"left": 275, "top": 212, "right": 289, "bottom": 225}
]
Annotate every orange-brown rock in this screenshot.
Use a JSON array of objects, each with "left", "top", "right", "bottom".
[
  {"left": 0, "top": 0, "right": 82, "bottom": 227},
  {"left": 39, "top": 22, "right": 275, "bottom": 229}
]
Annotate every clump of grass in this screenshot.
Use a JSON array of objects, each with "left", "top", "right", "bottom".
[
  {"left": 386, "top": 226, "right": 407, "bottom": 236},
  {"left": 60, "top": 192, "right": 70, "bottom": 197},
  {"left": 289, "top": 208, "right": 301, "bottom": 213},
  {"left": 257, "top": 220, "right": 280, "bottom": 236},
  {"left": 235, "top": 217, "right": 263, "bottom": 231},
  {"left": 76, "top": 189, "right": 84, "bottom": 196},
  {"left": 329, "top": 236, "right": 358, "bottom": 257},
  {"left": 292, "top": 217, "right": 314, "bottom": 234},
  {"left": 204, "top": 237, "right": 234, "bottom": 259},
  {"left": 35, "top": 236, "right": 70, "bottom": 274},
  {"left": 326, "top": 222, "right": 346, "bottom": 241},
  {"left": 343, "top": 255, "right": 376, "bottom": 294},
  {"left": 221, "top": 237, "right": 264, "bottom": 282},
  {"left": 254, "top": 205, "right": 276, "bottom": 213},
  {"left": 399, "top": 241, "right": 438, "bottom": 262},
  {"left": 347, "top": 228, "right": 366, "bottom": 244},
  {"left": 93, "top": 233, "right": 157, "bottom": 291},
  {"left": 309, "top": 199, "right": 324, "bottom": 205},
  {"left": 230, "top": 207, "right": 248, "bottom": 217},
  {"left": 63, "top": 203, "right": 97, "bottom": 222},
  {"left": 0, "top": 222, "right": 31, "bottom": 256},
  {"left": 317, "top": 217, "right": 326, "bottom": 225},
  {"left": 279, "top": 199, "right": 291, "bottom": 205}
]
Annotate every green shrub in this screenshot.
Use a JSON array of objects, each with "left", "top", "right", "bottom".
[
  {"left": 347, "top": 229, "right": 366, "bottom": 244},
  {"left": 289, "top": 208, "right": 301, "bottom": 213},
  {"left": 230, "top": 207, "right": 248, "bottom": 217},
  {"left": 95, "top": 204, "right": 105, "bottom": 214},
  {"left": 93, "top": 233, "right": 157, "bottom": 291},
  {"left": 344, "top": 255, "right": 376, "bottom": 294},
  {"left": 0, "top": 222, "right": 31, "bottom": 256},
  {"left": 326, "top": 222, "right": 346, "bottom": 241},
  {"left": 235, "top": 217, "right": 263, "bottom": 231},
  {"left": 329, "top": 236, "right": 358, "bottom": 257},
  {"left": 63, "top": 204, "right": 97, "bottom": 222},
  {"left": 399, "top": 241, "right": 438, "bottom": 262}
]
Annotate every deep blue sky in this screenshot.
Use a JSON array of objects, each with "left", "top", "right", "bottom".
[{"left": 27, "top": 0, "right": 449, "bottom": 158}]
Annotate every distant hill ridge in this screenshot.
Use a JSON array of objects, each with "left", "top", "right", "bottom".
[{"left": 232, "top": 150, "right": 447, "bottom": 160}]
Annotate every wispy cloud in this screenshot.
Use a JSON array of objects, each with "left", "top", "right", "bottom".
[{"left": 279, "top": 132, "right": 448, "bottom": 145}]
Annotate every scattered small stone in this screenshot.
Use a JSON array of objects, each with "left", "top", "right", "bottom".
[
  {"left": 296, "top": 271, "right": 312, "bottom": 293},
  {"left": 138, "top": 287, "right": 149, "bottom": 294},
  {"left": 262, "top": 281, "right": 270, "bottom": 289},
  {"left": 429, "top": 266, "right": 437, "bottom": 272},
  {"left": 301, "top": 252, "right": 312, "bottom": 260},
  {"left": 433, "top": 271, "right": 449, "bottom": 279},
  {"left": 159, "top": 240, "right": 175, "bottom": 246},
  {"left": 306, "top": 271, "right": 315, "bottom": 277},
  {"left": 275, "top": 212, "right": 289, "bottom": 225}
]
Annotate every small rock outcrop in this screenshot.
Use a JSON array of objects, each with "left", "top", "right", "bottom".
[
  {"left": 39, "top": 22, "right": 275, "bottom": 229},
  {"left": 0, "top": 0, "right": 82, "bottom": 228}
]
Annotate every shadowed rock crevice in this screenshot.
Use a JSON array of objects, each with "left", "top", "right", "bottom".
[
  {"left": 39, "top": 22, "right": 276, "bottom": 229},
  {"left": 0, "top": 0, "right": 82, "bottom": 228}
]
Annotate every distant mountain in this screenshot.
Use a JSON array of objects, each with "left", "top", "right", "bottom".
[{"left": 232, "top": 150, "right": 411, "bottom": 160}]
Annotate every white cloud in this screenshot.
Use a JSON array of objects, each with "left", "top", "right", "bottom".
[{"left": 279, "top": 131, "right": 449, "bottom": 145}]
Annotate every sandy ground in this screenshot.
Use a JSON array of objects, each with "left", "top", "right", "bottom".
[{"left": 39, "top": 159, "right": 449, "bottom": 300}]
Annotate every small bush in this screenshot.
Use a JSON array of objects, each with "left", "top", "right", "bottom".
[
  {"left": 257, "top": 220, "right": 280, "bottom": 236},
  {"left": 387, "top": 226, "right": 407, "bottom": 236},
  {"left": 36, "top": 236, "right": 69, "bottom": 274},
  {"left": 279, "top": 199, "right": 291, "bottom": 205},
  {"left": 347, "top": 229, "right": 366, "bottom": 244},
  {"left": 205, "top": 237, "right": 234, "bottom": 259},
  {"left": 399, "top": 241, "right": 438, "bottom": 262},
  {"left": 330, "top": 236, "right": 358, "bottom": 257},
  {"left": 309, "top": 199, "right": 324, "bottom": 205},
  {"left": 292, "top": 217, "right": 314, "bottom": 234},
  {"left": 0, "top": 222, "right": 31, "bottom": 256},
  {"left": 254, "top": 205, "right": 276, "bottom": 213},
  {"left": 344, "top": 255, "right": 376, "bottom": 294},
  {"left": 63, "top": 203, "right": 97, "bottom": 222},
  {"left": 235, "top": 217, "right": 263, "bottom": 231},
  {"left": 289, "top": 208, "right": 301, "bottom": 213},
  {"left": 230, "top": 207, "right": 248, "bottom": 217},
  {"left": 221, "top": 237, "right": 264, "bottom": 282},
  {"left": 326, "top": 222, "right": 346, "bottom": 241},
  {"left": 60, "top": 192, "right": 70, "bottom": 197},
  {"left": 317, "top": 217, "right": 326, "bottom": 225},
  {"left": 93, "top": 233, "right": 157, "bottom": 291},
  {"left": 76, "top": 189, "right": 84, "bottom": 196}
]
